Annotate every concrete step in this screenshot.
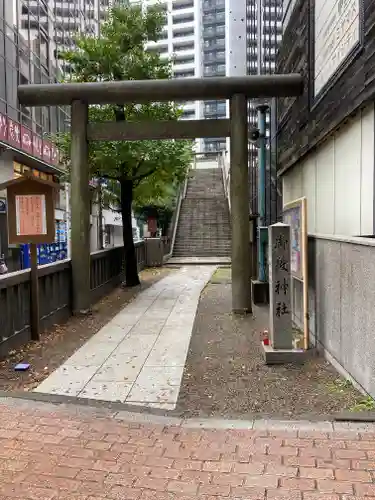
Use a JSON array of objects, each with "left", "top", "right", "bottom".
[
  {"left": 175, "top": 244, "right": 231, "bottom": 248},
  {"left": 175, "top": 243, "right": 231, "bottom": 247},
  {"left": 173, "top": 252, "right": 231, "bottom": 257},
  {"left": 174, "top": 236, "right": 231, "bottom": 240},
  {"left": 173, "top": 250, "right": 231, "bottom": 257},
  {"left": 173, "top": 168, "right": 231, "bottom": 259},
  {"left": 177, "top": 222, "right": 231, "bottom": 226}
]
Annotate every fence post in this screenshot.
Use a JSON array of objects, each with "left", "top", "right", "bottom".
[{"left": 30, "top": 243, "right": 40, "bottom": 340}]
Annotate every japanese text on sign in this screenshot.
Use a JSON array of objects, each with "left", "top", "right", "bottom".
[
  {"left": 269, "top": 223, "right": 293, "bottom": 349},
  {"left": 15, "top": 194, "right": 47, "bottom": 237},
  {"left": 274, "top": 232, "right": 290, "bottom": 317}
]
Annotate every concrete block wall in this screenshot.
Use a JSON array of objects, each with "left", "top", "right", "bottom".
[{"left": 292, "top": 234, "right": 375, "bottom": 397}]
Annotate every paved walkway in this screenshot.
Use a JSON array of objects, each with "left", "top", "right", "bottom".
[
  {"left": 35, "top": 266, "right": 216, "bottom": 409},
  {"left": 167, "top": 257, "right": 231, "bottom": 265},
  {"left": 1, "top": 397, "right": 375, "bottom": 500}
]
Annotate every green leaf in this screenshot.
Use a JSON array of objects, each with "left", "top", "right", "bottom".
[{"left": 53, "top": 3, "right": 193, "bottom": 209}]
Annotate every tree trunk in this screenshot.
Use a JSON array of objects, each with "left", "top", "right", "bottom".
[{"left": 120, "top": 178, "right": 140, "bottom": 287}]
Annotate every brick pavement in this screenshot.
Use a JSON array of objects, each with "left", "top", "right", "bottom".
[{"left": 1, "top": 399, "right": 375, "bottom": 500}]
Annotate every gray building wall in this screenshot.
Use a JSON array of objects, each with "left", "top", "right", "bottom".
[
  {"left": 225, "top": 0, "right": 247, "bottom": 76},
  {"left": 293, "top": 235, "right": 375, "bottom": 398}
]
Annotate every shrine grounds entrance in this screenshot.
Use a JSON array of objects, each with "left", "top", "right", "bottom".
[{"left": 18, "top": 75, "right": 303, "bottom": 314}]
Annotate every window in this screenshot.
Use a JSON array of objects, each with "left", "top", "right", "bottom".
[
  {"left": 173, "top": 42, "right": 194, "bottom": 51},
  {"left": 172, "top": 1, "right": 194, "bottom": 9},
  {"left": 174, "top": 56, "right": 195, "bottom": 64},
  {"left": 181, "top": 109, "right": 195, "bottom": 119},
  {"left": 13, "top": 162, "right": 53, "bottom": 181},
  {"left": 173, "top": 28, "right": 194, "bottom": 38},
  {"left": 0, "top": 56, "right": 5, "bottom": 104},
  {"left": 173, "top": 70, "right": 195, "bottom": 78},
  {"left": 173, "top": 14, "right": 194, "bottom": 24}
]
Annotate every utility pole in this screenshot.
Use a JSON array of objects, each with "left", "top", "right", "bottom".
[{"left": 257, "top": 104, "right": 268, "bottom": 283}]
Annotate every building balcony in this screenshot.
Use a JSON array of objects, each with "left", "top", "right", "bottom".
[
  {"left": 173, "top": 47, "right": 195, "bottom": 59},
  {"left": 173, "top": 70, "right": 195, "bottom": 78},
  {"left": 172, "top": 8, "right": 195, "bottom": 20},
  {"left": 180, "top": 110, "right": 196, "bottom": 120},
  {"left": 173, "top": 60, "right": 195, "bottom": 72},
  {"left": 172, "top": 33, "right": 195, "bottom": 43},
  {"left": 181, "top": 100, "right": 197, "bottom": 109},
  {"left": 172, "top": 0, "right": 194, "bottom": 10},
  {"left": 146, "top": 0, "right": 167, "bottom": 6},
  {"left": 172, "top": 20, "right": 195, "bottom": 33},
  {"left": 146, "top": 39, "right": 169, "bottom": 50}
]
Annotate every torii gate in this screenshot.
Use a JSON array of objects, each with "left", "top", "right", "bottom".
[{"left": 18, "top": 75, "right": 303, "bottom": 314}]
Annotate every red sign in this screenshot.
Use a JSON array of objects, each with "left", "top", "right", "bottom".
[
  {"left": 21, "top": 125, "right": 33, "bottom": 155},
  {"left": 0, "top": 111, "right": 59, "bottom": 167},
  {"left": 8, "top": 119, "right": 21, "bottom": 148},
  {"left": 148, "top": 217, "right": 157, "bottom": 234},
  {"left": 33, "top": 134, "right": 42, "bottom": 158},
  {"left": 0, "top": 113, "right": 7, "bottom": 141}
]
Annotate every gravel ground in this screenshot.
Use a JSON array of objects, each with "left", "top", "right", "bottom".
[
  {"left": 0, "top": 267, "right": 171, "bottom": 393},
  {"left": 176, "top": 281, "right": 361, "bottom": 419}
]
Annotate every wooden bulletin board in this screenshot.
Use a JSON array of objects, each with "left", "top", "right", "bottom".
[
  {"left": 283, "top": 197, "right": 309, "bottom": 349},
  {"left": 0, "top": 175, "right": 62, "bottom": 342},
  {"left": 6, "top": 177, "right": 57, "bottom": 245}
]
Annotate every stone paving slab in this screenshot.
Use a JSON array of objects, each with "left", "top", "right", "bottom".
[
  {"left": 167, "top": 256, "right": 231, "bottom": 265},
  {"left": 35, "top": 266, "right": 216, "bottom": 409},
  {"left": 1, "top": 397, "right": 375, "bottom": 500}
]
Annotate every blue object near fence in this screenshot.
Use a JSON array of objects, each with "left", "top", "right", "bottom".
[{"left": 21, "top": 220, "right": 68, "bottom": 269}]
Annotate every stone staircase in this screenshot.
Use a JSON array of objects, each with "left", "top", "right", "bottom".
[{"left": 173, "top": 168, "right": 231, "bottom": 258}]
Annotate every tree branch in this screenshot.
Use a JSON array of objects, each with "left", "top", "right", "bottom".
[
  {"left": 133, "top": 166, "right": 157, "bottom": 185},
  {"left": 114, "top": 104, "right": 125, "bottom": 122},
  {"left": 95, "top": 173, "right": 119, "bottom": 181},
  {"left": 132, "top": 158, "right": 145, "bottom": 177}
]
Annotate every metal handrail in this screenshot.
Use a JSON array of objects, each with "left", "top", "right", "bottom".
[
  {"left": 164, "top": 173, "right": 189, "bottom": 261},
  {"left": 219, "top": 151, "right": 231, "bottom": 212}
]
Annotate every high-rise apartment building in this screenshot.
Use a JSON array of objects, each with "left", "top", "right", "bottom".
[
  {"left": 246, "top": 0, "right": 283, "bottom": 224},
  {"left": 134, "top": 0, "right": 282, "bottom": 156},
  {"left": 201, "top": 0, "right": 226, "bottom": 153}
]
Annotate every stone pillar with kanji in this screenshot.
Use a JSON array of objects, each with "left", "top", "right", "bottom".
[{"left": 269, "top": 223, "right": 293, "bottom": 349}]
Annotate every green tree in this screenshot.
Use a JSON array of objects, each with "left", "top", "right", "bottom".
[
  {"left": 134, "top": 177, "right": 182, "bottom": 236},
  {"left": 56, "top": 4, "right": 193, "bottom": 286}
]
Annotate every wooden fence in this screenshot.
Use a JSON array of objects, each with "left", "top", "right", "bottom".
[{"left": 0, "top": 242, "right": 145, "bottom": 359}]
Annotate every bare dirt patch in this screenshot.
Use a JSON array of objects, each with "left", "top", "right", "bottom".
[
  {"left": 176, "top": 281, "right": 362, "bottom": 419},
  {"left": 0, "top": 267, "right": 171, "bottom": 393}
]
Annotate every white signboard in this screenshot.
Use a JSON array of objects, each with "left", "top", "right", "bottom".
[
  {"left": 15, "top": 194, "right": 47, "bottom": 236},
  {"left": 314, "top": 0, "right": 360, "bottom": 96}
]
